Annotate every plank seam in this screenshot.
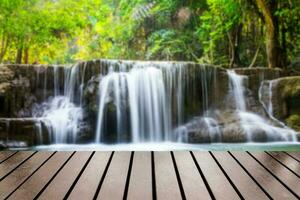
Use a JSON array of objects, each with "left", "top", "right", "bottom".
[
  {"left": 4, "top": 152, "right": 57, "bottom": 199},
  {"left": 209, "top": 152, "right": 244, "bottom": 200},
  {"left": 170, "top": 151, "right": 187, "bottom": 200},
  {"left": 63, "top": 151, "right": 96, "bottom": 200},
  {"left": 190, "top": 151, "right": 215, "bottom": 200},
  {"left": 0, "top": 151, "right": 38, "bottom": 181},
  {"left": 93, "top": 151, "right": 114, "bottom": 200},
  {"left": 33, "top": 151, "right": 76, "bottom": 200},
  {"left": 247, "top": 151, "right": 299, "bottom": 199},
  {"left": 284, "top": 152, "right": 300, "bottom": 163},
  {"left": 0, "top": 151, "right": 19, "bottom": 164},
  {"left": 122, "top": 151, "right": 134, "bottom": 200},
  {"left": 228, "top": 152, "right": 272, "bottom": 200},
  {"left": 151, "top": 151, "right": 157, "bottom": 200},
  {"left": 265, "top": 152, "right": 300, "bottom": 178}
]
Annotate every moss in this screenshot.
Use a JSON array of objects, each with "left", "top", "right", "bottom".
[
  {"left": 286, "top": 114, "right": 300, "bottom": 131},
  {"left": 277, "top": 77, "right": 300, "bottom": 97}
]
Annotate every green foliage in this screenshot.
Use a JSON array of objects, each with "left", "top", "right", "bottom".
[
  {"left": 0, "top": 0, "right": 300, "bottom": 66},
  {"left": 275, "top": 0, "right": 300, "bottom": 62},
  {"left": 147, "top": 29, "right": 199, "bottom": 61},
  {"left": 197, "top": 0, "right": 241, "bottom": 64}
]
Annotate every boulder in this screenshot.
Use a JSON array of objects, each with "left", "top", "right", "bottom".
[
  {"left": 0, "top": 118, "right": 50, "bottom": 146},
  {"left": 180, "top": 110, "right": 299, "bottom": 143},
  {"left": 234, "top": 67, "right": 283, "bottom": 99},
  {"left": 260, "top": 76, "right": 300, "bottom": 120},
  {"left": 286, "top": 114, "right": 300, "bottom": 132},
  {"left": 221, "top": 123, "right": 247, "bottom": 142}
]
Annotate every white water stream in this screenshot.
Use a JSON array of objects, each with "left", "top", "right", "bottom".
[
  {"left": 227, "top": 70, "right": 297, "bottom": 142},
  {"left": 33, "top": 65, "right": 84, "bottom": 143},
  {"left": 95, "top": 62, "right": 186, "bottom": 143},
  {"left": 29, "top": 61, "right": 298, "bottom": 144}
]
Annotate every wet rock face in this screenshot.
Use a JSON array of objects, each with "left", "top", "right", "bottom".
[
  {"left": 0, "top": 66, "right": 14, "bottom": 117},
  {"left": 0, "top": 66, "right": 14, "bottom": 83},
  {"left": 0, "top": 141, "right": 27, "bottom": 150},
  {"left": 185, "top": 119, "right": 291, "bottom": 143},
  {"left": 0, "top": 64, "right": 66, "bottom": 118},
  {"left": 0, "top": 61, "right": 299, "bottom": 146},
  {"left": 234, "top": 67, "right": 282, "bottom": 99},
  {"left": 260, "top": 76, "right": 300, "bottom": 120},
  {"left": 286, "top": 115, "right": 300, "bottom": 131},
  {"left": 0, "top": 118, "right": 50, "bottom": 147},
  {"left": 180, "top": 110, "right": 300, "bottom": 143},
  {"left": 182, "top": 117, "right": 249, "bottom": 144}
]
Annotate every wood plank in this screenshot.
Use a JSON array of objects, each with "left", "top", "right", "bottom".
[
  {"left": 68, "top": 152, "right": 112, "bottom": 200},
  {"left": 0, "top": 151, "right": 53, "bottom": 199},
  {"left": 173, "top": 151, "right": 211, "bottom": 200},
  {"left": 96, "top": 152, "right": 131, "bottom": 200},
  {"left": 154, "top": 152, "right": 181, "bottom": 200},
  {"left": 192, "top": 152, "right": 240, "bottom": 200},
  {"left": 250, "top": 152, "right": 300, "bottom": 197},
  {"left": 0, "top": 151, "right": 35, "bottom": 180},
  {"left": 268, "top": 152, "right": 300, "bottom": 176},
  {"left": 8, "top": 151, "right": 73, "bottom": 200},
  {"left": 38, "top": 152, "right": 93, "bottom": 200},
  {"left": 286, "top": 152, "right": 300, "bottom": 161},
  {"left": 0, "top": 151, "right": 17, "bottom": 163},
  {"left": 231, "top": 152, "right": 297, "bottom": 199},
  {"left": 127, "top": 152, "right": 152, "bottom": 200},
  {"left": 213, "top": 152, "right": 268, "bottom": 200}
]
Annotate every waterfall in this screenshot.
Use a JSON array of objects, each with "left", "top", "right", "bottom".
[
  {"left": 171, "top": 67, "right": 220, "bottom": 143},
  {"left": 227, "top": 70, "right": 247, "bottom": 111},
  {"left": 35, "top": 121, "right": 43, "bottom": 144},
  {"left": 227, "top": 70, "right": 297, "bottom": 142},
  {"left": 95, "top": 62, "right": 186, "bottom": 143},
  {"left": 33, "top": 64, "right": 83, "bottom": 144},
  {"left": 26, "top": 60, "right": 297, "bottom": 145},
  {"left": 174, "top": 116, "right": 221, "bottom": 143},
  {"left": 268, "top": 81, "right": 273, "bottom": 115},
  {"left": 43, "top": 67, "right": 48, "bottom": 100},
  {"left": 258, "top": 79, "right": 292, "bottom": 128},
  {"left": 53, "top": 65, "right": 60, "bottom": 96}
]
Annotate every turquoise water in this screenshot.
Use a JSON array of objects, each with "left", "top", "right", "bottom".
[{"left": 12, "top": 142, "right": 300, "bottom": 151}]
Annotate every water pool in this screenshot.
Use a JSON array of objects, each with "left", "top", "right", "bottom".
[{"left": 12, "top": 142, "right": 300, "bottom": 151}]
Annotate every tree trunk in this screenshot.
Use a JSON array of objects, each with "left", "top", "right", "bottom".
[
  {"left": 0, "top": 33, "right": 10, "bottom": 63},
  {"left": 23, "top": 47, "right": 29, "bottom": 64},
  {"left": 281, "top": 23, "right": 287, "bottom": 67},
  {"left": 228, "top": 24, "right": 242, "bottom": 68},
  {"left": 16, "top": 46, "right": 23, "bottom": 64},
  {"left": 255, "top": 0, "right": 282, "bottom": 68}
]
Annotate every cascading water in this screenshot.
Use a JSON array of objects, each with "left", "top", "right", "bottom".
[
  {"left": 24, "top": 60, "right": 298, "bottom": 146},
  {"left": 170, "top": 65, "right": 220, "bottom": 143},
  {"left": 258, "top": 79, "right": 278, "bottom": 118},
  {"left": 33, "top": 65, "right": 84, "bottom": 144},
  {"left": 258, "top": 80, "right": 280, "bottom": 120},
  {"left": 227, "top": 70, "right": 297, "bottom": 142},
  {"left": 227, "top": 70, "right": 247, "bottom": 111},
  {"left": 95, "top": 61, "right": 186, "bottom": 143},
  {"left": 267, "top": 81, "right": 274, "bottom": 115}
]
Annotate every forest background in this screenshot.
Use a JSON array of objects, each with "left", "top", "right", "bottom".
[{"left": 0, "top": 0, "right": 299, "bottom": 69}]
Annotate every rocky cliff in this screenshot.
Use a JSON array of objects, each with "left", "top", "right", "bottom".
[{"left": 0, "top": 60, "right": 299, "bottom": 147}]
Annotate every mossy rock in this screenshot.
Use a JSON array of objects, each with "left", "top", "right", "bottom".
[
  {"left": 276, "top": 76, "right": 300, "bottom": 97},
  {"left": 263, "top": 76, "right": 300, "bottom": 120},
  {"left": 286, "top": 115, "right": 300, "bottom": 131}
]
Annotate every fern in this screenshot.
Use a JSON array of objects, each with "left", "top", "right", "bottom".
[{"left": 132, "top": 1, "right": 156, "bottom": 21}]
